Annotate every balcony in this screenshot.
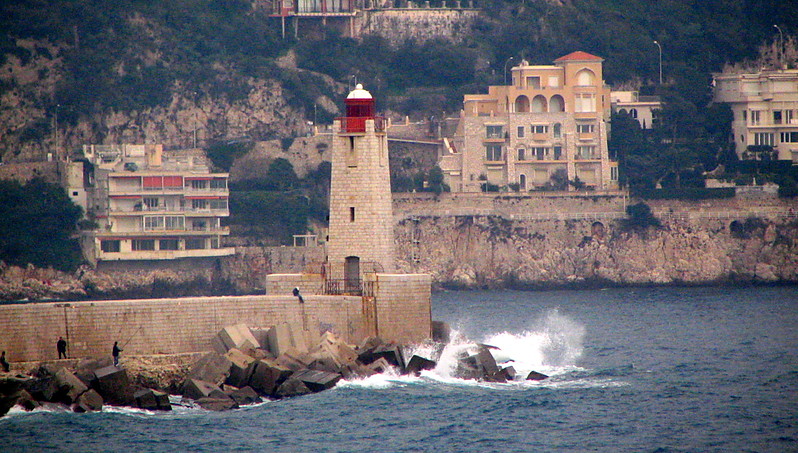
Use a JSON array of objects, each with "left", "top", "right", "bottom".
[{"left": 336, "top": 116, "right": 386, "bottom": 134}]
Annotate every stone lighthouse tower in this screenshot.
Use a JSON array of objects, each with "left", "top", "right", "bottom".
[{"left": 326, "top": 84, "right": 395, "bottom": 285}]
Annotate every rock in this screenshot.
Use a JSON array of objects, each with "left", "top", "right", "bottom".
[
  {"left": 339, "top": 363, "right": 377, "bottom": 380},
  {"left": 266, "top": 323, "right": 308, "bottom": 356},
  {"left": 365, "top": 357, "right": 394, "bottom": 374},
  {"left": 274, "top": 351, "right": 310, "bottom": 371},
  {"left": 497, "top": 366, "right": 516, "bottom": 380},
  {"left": 526, "top": 371, "right": 549, "bottom": 381},
  {"left": 454, "top": 345, "right": 501, "bottom": 381},
  {"left": 225, "top": 348, "right": 257, "bottom": 388},
  {"left": 134, "top": 389, "right": 172, "bottom": 411},
  {"left": 306, "top": 332, "right": 358, "bottom": 373},
  {"left": 54, "top": 368, "right": 88, "bottom": 404},
  {"left": 93, "top": 365, "right": 135, "bottom": 406},
  {"left": 247, "top": 360, "right": 292, "bottom": 396},
  {"left": 291, "top": 369, "right": 341, "bottom": 392},
  {"left": 22, "top": 375, "right": 59, "bottom": 402},
  {"left": 187, "top": 352, "right": 232, "bottom": 386},
  {"left": 196, "top": 397, "right": 238, "bottom": 411},
  {"left": 358, "top": 343, "right": 405, "bottom": 371},
  {"left": 181, "top": 378, "right": 227, "bottom": 401},
  {"left": 14, "top": 389, "right": 41, "bottom": 411},
  {"left": 73, "top": 389, "right": 104, "bottom": 413},
  {"left": 432, "top": 321, "right": 451, "bottom": 343},
  {"left": 404, "top": 355, "right": 437, "bottom": 376},
  {"left": 227, "top": 386, "right": 261, "bottom": 406},
  {"left": 74, "top": 357, "right": 113, "bottom": 387},
  {"left": 215, "top": 324, "right": 261, "bottom": 354},
  {"left": 273, "top": 378, "right": 312, "bottom": 398}
]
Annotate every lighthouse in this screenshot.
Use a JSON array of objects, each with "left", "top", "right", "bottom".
[{"left": 326, "top": 84, "right": 395, "bottom": 287}]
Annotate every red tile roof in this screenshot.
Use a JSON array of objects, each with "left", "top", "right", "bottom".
[{"left": 554, "top": 51, "right": 604, "bottom": 62}]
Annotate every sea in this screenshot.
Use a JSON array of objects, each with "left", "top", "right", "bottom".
[{"left": 1, "top": 286, "right": 797, "bottom": 452}]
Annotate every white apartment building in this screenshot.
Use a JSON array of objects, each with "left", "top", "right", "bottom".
[
  {"left": 610, "top": 91, "right": 661, "bottom": 130},
  {"left": 439, "top": 51, "right": 619, "bottom": 192},
  {"left": 73, "top": 144, "right": 235, "bottom": 264},
  {"left": 713, "top": 68, "right": 798, "bottom": 162}
]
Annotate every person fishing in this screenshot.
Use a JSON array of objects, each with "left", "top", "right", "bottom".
[{"left": 112, "top": 341, "right": 122, "bottom": 366}]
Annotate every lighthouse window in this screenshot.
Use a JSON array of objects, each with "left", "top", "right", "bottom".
[{"left": 350, "top": 207, "right": 356, "bottom": 222}]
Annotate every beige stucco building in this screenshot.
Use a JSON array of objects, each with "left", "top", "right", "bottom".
[
  {"left": 713, "top": 68, "right": 798, "bottom": 162},
  {"left": 440, "top": 51, "right": 618, "bottom": 192},
  {"left": 72, "top": 144, "right": 235, "bottom": 264}
]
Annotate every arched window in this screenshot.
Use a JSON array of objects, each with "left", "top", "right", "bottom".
[
  {"left": 519, "top": 174, "right": 527, "bottom": 191},
  {"left": 630, "top": 108, "right": 638, "bottom": 119},
  {"left": 553, "top": 123, "right": 562, "bottom": 139},
  {"left": 576, "top": 69, "right": 596, "bottom": 86},
  {"left": 549, "top": 95, "right": 565, "bottom": 112},
  {"left": 531, "top": 95, "right": 547, "bottom": 113},
  {"left": 515, "top": 95, "right": 530, "bottom": 113}
]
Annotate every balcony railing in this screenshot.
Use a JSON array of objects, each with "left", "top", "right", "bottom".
[
  {"left": 337, "top": 116, "right": 386, "bottom": 133},
  {"left": 323, "top": 279, "right": 376, "bottom": 297}
]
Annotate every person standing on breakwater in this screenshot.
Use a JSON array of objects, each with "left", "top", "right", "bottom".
[
  {"left": 57, "top": 337, "right": 67, "bottom": 359},
  {"left": 0, "top": 351, "right": 9, "bottom": 372},
  {"left": 112, "top": 341, "right": 122, "bottom": 366}
]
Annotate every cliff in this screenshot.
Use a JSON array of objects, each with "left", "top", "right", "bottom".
[{"left": 393, "top": 195, "right": 798, "bottom": 288}]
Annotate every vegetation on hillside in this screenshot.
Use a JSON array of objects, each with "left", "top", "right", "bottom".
[{"left": 0, "top": 178, "right": 83, "bottom": 271}]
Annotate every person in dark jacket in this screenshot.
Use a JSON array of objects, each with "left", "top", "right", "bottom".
[
  {"left": 57, "top": 337, "right": 67, "bottom": 359},
  {"left": 0, "top": 351, "right": 9, "bottom": 372},
  {"left": 112, "top": 341, "right": 122, "bottom": 366}
]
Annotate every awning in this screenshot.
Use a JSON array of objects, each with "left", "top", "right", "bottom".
[
  {"left": 109, "top": 195, "right": 142, "bottom": 199},
  {"left": 184, "top": 196, "right": 226, "bottom": 200},
  {"left": 185, "top": 176, "right": 214, "bottom": 181}
]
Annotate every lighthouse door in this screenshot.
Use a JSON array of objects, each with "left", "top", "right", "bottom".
[{"left": 345, "top": 256, "right": 361, "bottom": 293}]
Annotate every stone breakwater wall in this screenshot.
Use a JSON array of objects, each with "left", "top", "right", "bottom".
[
  {"left": 0, "top": 295, "right": 362, "bottom": 362},
  {"left": 394, "top": 212, "right": 798, "bottom": 288}
]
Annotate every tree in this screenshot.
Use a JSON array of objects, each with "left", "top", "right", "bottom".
[{"left": 0, "top": 178, "right": 83, "bottom": 271}]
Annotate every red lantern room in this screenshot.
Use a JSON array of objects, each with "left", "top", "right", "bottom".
[{"left": 340, "top": 84, "right": 385, "bottom": 133}]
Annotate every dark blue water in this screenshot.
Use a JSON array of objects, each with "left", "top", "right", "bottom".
[{"left": 2, "top": 286, "right": 797, "bottom": 452}]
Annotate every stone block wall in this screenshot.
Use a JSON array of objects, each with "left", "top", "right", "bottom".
[
  {"left": 0, "top": 294, "right": 363, "bottom": 362},
  {"left": 356, "top": 9, "right": 480, "bottom": 45},
  {"left": 373, "top": 273, "right": 432, "bottom": 344},
  {"left": 265, "top": 273, "right": 325, "bottom": 296}
]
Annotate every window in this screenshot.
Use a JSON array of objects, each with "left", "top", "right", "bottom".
[
  {"left": 577, "top": 124, "right": 595, "bottom": 134},
  {"left": 210, "top": 179, "right": 227, "bottom": 189},
  {"left": 774, "top": 110, "right": 783, "bottom": 125},
  {"left": 485, "top": 145, "right": 502, "bottom": 161},
  {"left": 192, "top": 199, "right": 208, "bottom": 210},
  {"left": 486, "top": 125, "right": 503, "bottom": 139},
  {"left": 786, "top": 110, "right": 794, "bottom": 124},
  {"left": 159, "top": 239, "right": 179, "bottom": 251},
  {"left": 192, "top": 220, "right": 207, "bottom": 231},
  {"left": 754, "top": 133, "right": 774, "bottom": 146},
  {"left": 132, "top": 239, "right": 155, "bottom": 251},
  {"left": 575, "top": 94, "right": 596, "bottom": 112},
  {"left": 750, "top": 110, "right": 761, "bottom": 125},
  {"left": 144, "top": 216, "right": 164, "bottom": 230},
  {"left": 165, "top": 216, "right": 184, "bottom": 230},
  {"left": 533, "top": 147, "right": 547, "bottom": 160},
  {"left": 191, "top": 180, "right": 208, "bottom": 190},
  {"left": 611, "top": 166, "right": 619, "bottom": 181},
  {"left": 576, "top": 69, "right": 595, "bottom": 86},
  {"left": 519, "top": 174, "right": 526, "bottom": 190},
  {"left": 100, "top": 240, "right": 120, "bottom": 253},
  {"left": 143, "top": 197, "right": 159, "bottom": 209},
  {"left": 517, "top": 126, "right": 525, "bottom": 138},
  {"left": 553, "top": 123, "right": 562, "bottom": 139},
  {"left": 72, "top": 191, "right": 78, "bottom": 196},
  {"left": 548, "top": 76, "right": 559, "bottom": 88},
  {"left": 781, "top": 132, "right": 798, "bottom": 143},
  {"left": 553, "top": 146, "right": 562, "bottom": 160},
  {"left": 531, "top": 125, "right": 548, "bottom": 134},
  {"left": 350, "top": 207, "right": 356, "bottom": 222},
  {"left": 630, "top": 109, "right": 638, "bottom": 119},
  {"left": 209, "top": 199, "right": 228, "bottom": 210},
  {"left": 576, "top": 146, "right": 595, "bottom": 159},
  {"left": 526, "top": 76, "right": 541, "bottom": 89},
  {"left": 185, "top": 238, "right": 205, "bottom": 250},
  {"left": 517, "top": 148, "right": 526, "bottom": 161}
]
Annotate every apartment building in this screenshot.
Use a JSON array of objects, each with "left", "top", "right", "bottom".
[
  {"left": 439, "top": 51, "right": 618, "bottom": 192},
  {"left": 713, "top": 68, "right": 798, "bottom": 162},
  {"left": 73, "top": 144, "right": 235, "bottom": 264}
]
